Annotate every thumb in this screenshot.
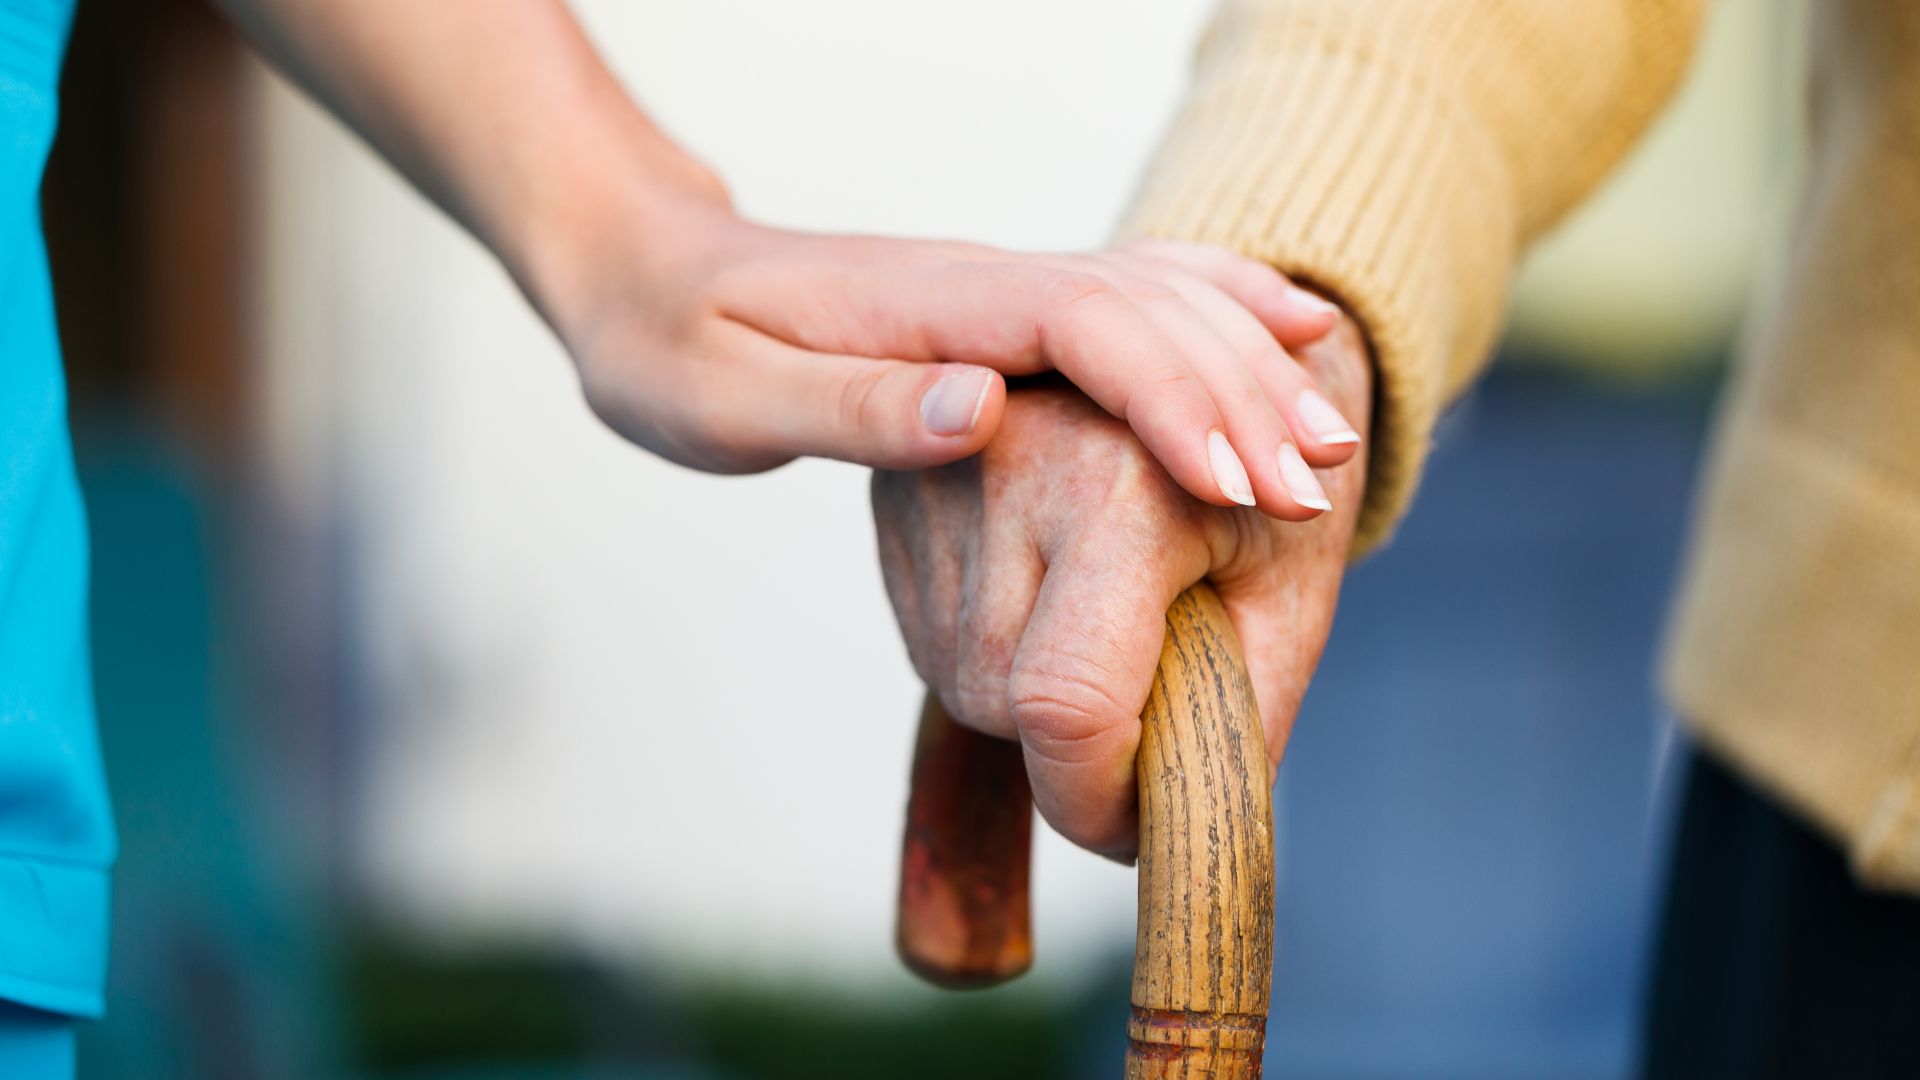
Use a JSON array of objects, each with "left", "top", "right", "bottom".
[{"left": 728, "top": 340, "right": 1006, "bottom": 470}]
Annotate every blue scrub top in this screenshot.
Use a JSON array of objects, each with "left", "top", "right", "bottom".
[{"left": 0, "top": 0, "right": 115, "bottom": 1020}]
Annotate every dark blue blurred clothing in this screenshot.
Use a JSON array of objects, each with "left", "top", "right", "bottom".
[{"left": 1266, "top": 367, "right": 1714, "bottom": 1080}]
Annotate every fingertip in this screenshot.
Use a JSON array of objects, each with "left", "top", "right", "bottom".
[
  {"left": 977, "top": 383, "right": 1007, "bottom": 435},
  {"left": 1274, "top": 441, "right": 1334, "bottom": 517},
  {"left": 888, "top": 365, "right": 999, "bottom": 466},
  {"left": 957, "top": 367, "right": 1007, "bottom": 444},
  {"left": 1259, "top": 287, "right": 1342, "bottom": 345},
  {"left": 1027, "top": 773, "right": 1142, "bottom": 861},
  {"left": 1089, "top": 830, "right": 1141, "bottom": 867},
  {"left": 1288, "top": 387, "right": 1363, "bottom": 467},
  {"left": 1015, "top": 714, "right": 1143, "bottom": 860},
  {"left": 919, "top": 365, "right": 998, "bottom": 439},
  {"left": 1206, "top": 429, "right": 1257, "bottom": 507},
  {"left": 1251, "top": 475, "right": 1329, "bottom": 522},
  {"left": 1296, "top": 434, "right": 1360, "bottom": 470},
  {"left": 1257, "top": 498, "right": 1328, "bottom": 524},
  {"left": 1272, "top": 295, "right": 1341, "bottom": 341},
  {"left": 1125, "top": 391, "right": 1244, "bottom": 510}
]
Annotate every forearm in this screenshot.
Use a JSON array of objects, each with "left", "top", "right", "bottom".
[{"left": 217, "top": 0, "right": 727, "bottom": 327}]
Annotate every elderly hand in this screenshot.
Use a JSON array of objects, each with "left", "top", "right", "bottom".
[{"left": 872, "top": 309, "right": 1371, "bottom": 857}]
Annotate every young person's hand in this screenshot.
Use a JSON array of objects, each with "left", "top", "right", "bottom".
[
  {"left": 543, "top": 192, "right": 1361, "bottom": 515},
  {"left": 215, "top": 0, "right": 1360, "bottom": 511}
]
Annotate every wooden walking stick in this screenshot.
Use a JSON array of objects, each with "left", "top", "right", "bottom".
[
  {"left": 896, "top": 690, "right": 1034, "bottom": 988},
  {"left": 897, "top": 583, "right": 1276, "bottom": 1078}
]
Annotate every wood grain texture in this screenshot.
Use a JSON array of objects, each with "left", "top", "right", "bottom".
[
  {"left": 895, "top": 694, "right": 1034, "bottom": 988},
  {"left": 1125, "top": 583, "right": 1274, "bottom": 1079},
  {"left": 894, "top": 584, "right": 1275, "bottom": 1076}
]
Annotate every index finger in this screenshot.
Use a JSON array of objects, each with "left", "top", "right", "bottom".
[
  {"left": 1121, "top": 239, "right": 1340, "bottom": 346},
  {"left": 1007, "top": 525, "right": 1208, "bottom": 860}
]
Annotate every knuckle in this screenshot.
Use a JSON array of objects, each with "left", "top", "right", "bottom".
[
  {"left": 1224, "top": 378, "right": 1274, "bottom": 415},
  {"left": 1131, "top": 369, "right": 1199, "bottom": 402},
  {"left": 950, "top": 670, "right": 1012, "bottom": 739},
  {"left": 1123, "top": 277, "right": 1181, "bottom": 308},
  {"left": 1037, "top": 269, "right": 1116, "bottom": 311},
  {"left": 1041, "top": 804, "right": 1118, "bottom": 856},
  {"left": 1008, "top": 655, "right": 1134, "bottom": 764},
  {"left": 952, "top": 639, "right": 1017, "bottom": 739},
  {"left": 1108, "top": 474, "right": 1184, "bottom": 533},
  {"left": 832, "top": 363, "right": 892, "bottom": 436}
]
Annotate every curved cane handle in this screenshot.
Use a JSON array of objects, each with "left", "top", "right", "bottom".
[{"left": 896, "top": 583, "right": 1274, "bottom": 1077}]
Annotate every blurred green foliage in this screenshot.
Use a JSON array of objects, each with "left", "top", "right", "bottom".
[{"left": 345, "top": 928, "right": 1129, "bottom": 1079}]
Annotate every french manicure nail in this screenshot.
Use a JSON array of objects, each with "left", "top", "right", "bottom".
[
  {"left": 1278, "top": 442, "right": 1332, "bottom": 511},
  {"left": 1296, "top": 389, "right": 1361, "bottom": 445},
  {"left": 1207, "top": 430, "right": 1256, "bottom": 506},
  {"left": 920, "top": 369, "right": 992, "bottom": 437},
  {"left": 1285, "top": 287, "right": 1342, "bottom": 321}
]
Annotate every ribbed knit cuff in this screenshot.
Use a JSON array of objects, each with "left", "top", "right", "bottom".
[{"left": 1120, "top": 23, "right": 1520, "bottom": 555}]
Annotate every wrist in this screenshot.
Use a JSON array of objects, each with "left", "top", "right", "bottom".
[{"left": 497, "top": 114, "right": 736, "bottom": 350}]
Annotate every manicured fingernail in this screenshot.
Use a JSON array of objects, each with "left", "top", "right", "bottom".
[
  {"left": 920, "top": 369, "right": 992, "bottom": 436},
  {"left": 1277, "top": 442, "right": 1332, "bottom": 511},
  {"left": 1284, "top": 286, "right": 1341, "bottom": 321},
  {"left": 1296, "top": 389, "right": 1361, "bottom": 445},
  {"left": 1207, "top": 430, "right": 1255, "bottom": 506}
]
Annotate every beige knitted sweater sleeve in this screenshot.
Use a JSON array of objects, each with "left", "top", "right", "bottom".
[{"left": 1124, "top": 0, "right": 1709, "bottom": 551}]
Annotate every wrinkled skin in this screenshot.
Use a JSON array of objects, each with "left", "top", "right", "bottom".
[{"left": 874, "top": 313, "right": 1372, "bottom": 859}]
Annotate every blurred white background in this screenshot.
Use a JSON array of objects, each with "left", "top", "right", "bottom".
[
  {"left": 252, "top": 0, "right": 1220, "bottom": 986},
  {"left": 243, "top": 0, "right": 1796, "bottom": 990}
]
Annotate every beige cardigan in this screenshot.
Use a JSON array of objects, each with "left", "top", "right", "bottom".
[{"left": 1126, "top": 0, "right": 1920, "bottom": 892}]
